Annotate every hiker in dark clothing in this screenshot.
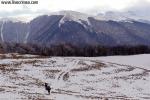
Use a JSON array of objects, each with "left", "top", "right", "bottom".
[{"left": 45, "top": 83, "right": 51, "bottom": 95}]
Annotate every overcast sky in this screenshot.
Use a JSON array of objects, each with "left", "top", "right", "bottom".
[{"left": 0, "top": 0, "right": 150, "bottom": 18}]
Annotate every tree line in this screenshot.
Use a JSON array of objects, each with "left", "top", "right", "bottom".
[{"left": 0, "top": 43, "right": 150, "bottom": 56}]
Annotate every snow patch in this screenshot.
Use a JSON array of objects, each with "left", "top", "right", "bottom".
[
  {"left": 50, "top": 11, "right": 91, "bottom": 28},
  {"left": 24, "top": 32, "right": 30, "bottom": 43},
  {"left": 0, "top": 21, "right": 5, "bottom": 42}
]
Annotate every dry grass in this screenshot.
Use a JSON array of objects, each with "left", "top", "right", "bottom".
[
  {"left": 0, "top": 62, "right": 22, "bottom": 74},
  {"left": 1, "top": 86, "right": 17, "bottom": 89},
  {"left": 0, "top": 55, "right": 7, "bottom": 59},
  {"left": 115, "top": 67, "right": 135, "bottom": 73},
  {"left": 0, "top": 53, "right": 47, "bottom": 59},
  {"left": 0, "top": 88, "right": 5, "bottom": 92},
  {"left": 63, "top": 72, "right": 69, "bottom": 81},
  {"left": 44, "top": 69, "right": 61, "bottom": 79},
  {"left": 71, "top": 62, "right": 105, "bottom": 72},
  {"left": 44, "top": 69, "right": 61, "bottom": 73}
]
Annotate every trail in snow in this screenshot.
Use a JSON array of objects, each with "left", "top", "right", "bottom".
[
  {"left": 0, "top": 21, "right": 5, "bottom": 42},
  {"left": 57, "top": 60, "right": 79, "bottom": 80},
  {"left": 52, "top": 59, "right": 79, "bottom": 89}
]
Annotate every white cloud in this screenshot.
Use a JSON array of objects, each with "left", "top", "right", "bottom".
[
  {"left": 0, "top": 0, "right": 150, "bottom": 18},
  {"left": 123, "top": 0, "right": 150, "bottom": 20}
]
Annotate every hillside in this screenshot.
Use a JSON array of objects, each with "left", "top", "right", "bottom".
[
  {"left": 0, "top": 53, "right": 150, "bottom": 100},
  {"left": 1, "top": 11, "right": 150, "bottom": 46}
]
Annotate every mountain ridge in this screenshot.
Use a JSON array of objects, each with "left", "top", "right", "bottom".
[{"left": 0, "top": 10, "right": 150, "bottom": 47}]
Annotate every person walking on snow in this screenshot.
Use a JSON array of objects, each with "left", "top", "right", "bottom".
[{"left": 45, "top": 83, "right": 51, "bottom": 95}]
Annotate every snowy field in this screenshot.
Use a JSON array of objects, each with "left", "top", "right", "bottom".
[{"left": 0, "top": 53, "right": 150, "bottom": 100}]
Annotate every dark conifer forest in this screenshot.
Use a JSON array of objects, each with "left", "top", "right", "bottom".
[{"left": 1, "top": 43, "right": 150, "bottom": 56}]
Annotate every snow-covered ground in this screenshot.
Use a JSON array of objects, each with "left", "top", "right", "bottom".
[
  {"left": 0, "top": 53, "right": 150, "bottom": 100},
  {"left": 97, "top": 54, "right": 150, "bottom": 70}
]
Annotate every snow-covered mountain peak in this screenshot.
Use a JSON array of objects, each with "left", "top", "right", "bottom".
[
  {"left": 95, "top": 11, "right": 140, "bottom": 22},
  {"left": 50, "top": 10, "right": 92, "bottom": 27},
  {"left": 0, "top": 17, "right": 30, "bottom": 23},
  {"left": 0, "top": 17, "right": 19, "bottom": 23},
  {"left": 51, "top": 10, "right": 90, "bottom": 20}
]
